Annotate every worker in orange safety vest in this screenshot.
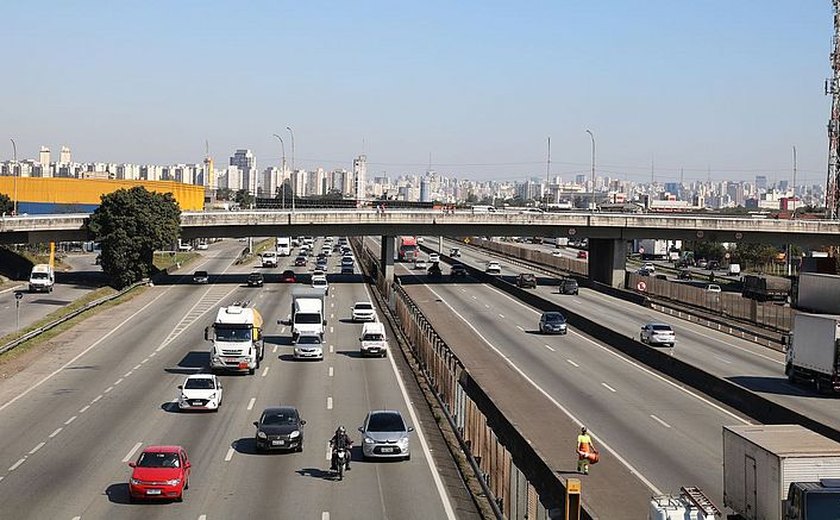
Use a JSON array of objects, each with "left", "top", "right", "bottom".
[{"left": 576, "top": 426, "right": 596, "bottom": 475}]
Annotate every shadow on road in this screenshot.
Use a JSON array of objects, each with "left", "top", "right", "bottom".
[
  {"left": 160, "top": 402, "right": 180, "bottom": 414},
  {"left": 727, "top": 375, "right": 818, "bottom": 397},
  {"left": 105, "top": 483, "right": 132, "bottom": 504},
  {"left": 295, "top": 467, "right": 336, "bottom": 481},
  {"left": 335, "top": 350, "right": 364, "bottom": 359}
]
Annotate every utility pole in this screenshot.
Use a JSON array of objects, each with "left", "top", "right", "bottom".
[
  {"left": 792, "top": 145, "right": 798, "bottom": 218},
  {"left": 826, "top": 0, "right": 840, "bottom": 219},
  {"left": 545, "top": 136, "right": 551, "bottom": 210}
]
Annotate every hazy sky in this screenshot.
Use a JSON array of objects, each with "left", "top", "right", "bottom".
[{"left": 1, "top": 1, "right": 833, "bottom": 185}]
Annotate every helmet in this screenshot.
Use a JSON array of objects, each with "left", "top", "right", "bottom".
[
  {"left": 338, "top": 426, "right": 346, "bottom": 434},
  {"left": 581, "top": 426, "right": 587, "bottom": 434}
]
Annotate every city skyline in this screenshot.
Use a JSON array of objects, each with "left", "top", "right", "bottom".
[{"left": 2, "top": 2, "right": 832, "bottom": 185}]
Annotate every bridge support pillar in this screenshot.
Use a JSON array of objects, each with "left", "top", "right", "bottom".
[
  {"left": 380, "top": 235, "right": 395, "bottom": 287},
  {"left": 587, "top": 238, "right": 626, "bottom": 288}
]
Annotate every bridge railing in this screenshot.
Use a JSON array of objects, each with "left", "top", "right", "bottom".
[{"left": 472, "top": 237, "right": 588, "bottom": 276}]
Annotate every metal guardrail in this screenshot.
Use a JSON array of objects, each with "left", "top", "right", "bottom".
[{"left": 0, "top": 281, "right": 144, "bottom": 356}]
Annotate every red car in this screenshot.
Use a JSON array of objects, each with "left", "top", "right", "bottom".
[
  {"left": 577, "top": 250, "right": 588, "bottom": 259},
  {"left": 128, "top": 445, "right": 191, "bottom": 502},
  {"left": 280, "top": 270, "right": 297, "bottom": 283}
]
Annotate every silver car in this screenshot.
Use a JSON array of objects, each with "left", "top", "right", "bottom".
[
  {"left": 640, "top": 322, "right": 676, "bottom": 347},
  {"left": 359, "top": 410, "right": 413, "bottom": 460}
]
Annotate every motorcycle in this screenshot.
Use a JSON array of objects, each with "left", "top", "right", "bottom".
[{"left": 332, "top": 447, "right": 349, "bottom": 480}]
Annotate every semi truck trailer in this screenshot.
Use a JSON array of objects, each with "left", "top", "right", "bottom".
[{"left": 785, "top": 313, "right": 840, "bottom": 394}]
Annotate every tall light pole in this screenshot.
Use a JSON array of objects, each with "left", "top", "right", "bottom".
[
  {"left": 10, "top": 138, "right": 18, "bottom": 216},
  {"left": 585, "top": 129, "right": 596, "bottom": 210},
  {"left": 272, "top": 133, "right": 286, "bottom": 210},
  {"left": 545, "top": 136, "right": 551, "bottom": 211},
  {"left": 286, "top": 126, "right": 295, "bottom": 214},
  {"left": 792, "top": 145, "right": 798, "bottom": 218}
]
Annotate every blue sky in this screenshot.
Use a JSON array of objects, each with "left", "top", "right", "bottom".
[{"left": 1, "top": 1, "right": 833, "bottom": 184}]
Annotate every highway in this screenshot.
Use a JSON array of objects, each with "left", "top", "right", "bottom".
[
  {"left": 427, "top": 237, "right": 840, "bottom": 431},
  {"left": 367, "top": 238, "right": 754, "bottom": 512},
  {"left": 0, "top": 252, "right": 103, "bottom": 338},
  {"left": 0, "top": 239, "right": 464, "bottom": 519}
]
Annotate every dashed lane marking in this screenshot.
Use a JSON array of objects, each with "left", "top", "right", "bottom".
[
  {"left": 516, "top": 325, "right": 524, "bottom": 331},
  {"left": 65, "top": 416, "right": 77, "bottom": 425},
  {"left": 326, "top": 397, "right": 333, "bottom": 410},
  {"left": 247, "top": 397, "right": 256, "bottom": 411},
  {"left": 28, "top": 442, "right": 45, "bottom": 455},
  {"left": 650, "top": 415, "right": 672, "bottom": 428},
  {"left": 498, "top": 314, "right": 505, "bottom": 319},
  {"left": 225, "top": 447, "right": 235, "bottom": 462},
  {"left": 122, "top": 442, "right": 143, "bottom": 463},
  {"left": 566, "top": 359, "right": 579, "bottom": 367},
  {"left": 601, "top": 382, "right": 617, "bottom": 393},
  {"left": 261, "top": 366, "right": 270, "bottom": 378},
  {"left": 273, "top": 345, "right": 279, "bottom": 354},
  {"left": 544, "top": 344, "right": 556, "bottom": 352},
  {"left": 48, "top": 428, "right": 62, "bottom": 438},
  {"left": 8, "top": 458, "right": 25, "bottom": 472},
  {"left": 328, "top": 366, "right": 334, "bottom": 377}
]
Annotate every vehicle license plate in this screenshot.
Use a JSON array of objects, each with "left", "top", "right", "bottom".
[
  {"left": 380, "top": 447, "right": 393, "bottom": 453},
  {"left": 146, "top": 489, "right": 161, "bottom": 495},
  {"left": 272, "top": 440, "right": 285, "bottom": 446},
  {"left": 223, "top": 357, "right": 238, "bottom": 363}
]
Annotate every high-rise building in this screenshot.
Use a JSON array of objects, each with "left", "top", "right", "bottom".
[
  {"left": 755, "top": 175, "right": 768, "bottom": 192},
  {"left": 420, "top": 175, "right": 430, "bottom": 202},
  {"left": 353, "top": 155, "right": 367, "bottom": 202},
  {"left": 230, "top": 149, "right": 257, "bottom": 195},
  {"left": 59, "top": 146, "right": 72, "bottom": 165},
  {"left": 38, "top": 147, "right": 50, "bottom": 167}
]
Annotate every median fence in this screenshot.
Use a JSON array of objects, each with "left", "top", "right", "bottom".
[{"left": 472, "top": 238, "right": 588, "bottom": 277}]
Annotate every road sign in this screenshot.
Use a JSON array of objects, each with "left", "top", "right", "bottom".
[
  {"left": 639, "top": 247, "right": 645, "bottom": 254},
  {"left": 636, "top": 281, "right": 647, "bottom": 291},
  {"left": 14, "top": 291, "right": 23, "bottom": 300},
  {"left": 724, "top": 252, "right": 731, "bottom": 259}
]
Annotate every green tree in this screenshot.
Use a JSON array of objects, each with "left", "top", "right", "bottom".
[
  {"left": 88, "top": 186, "right": 181, "bottom": 288},
  {"left": 216, "top": 188, "right": 234, "bottom": 201},
  {"left": 731, "top": 243, "right": 780, "bottom": 270},
  {"left": 688, "top": 241, "right": 726, "bottom": 262},
  {"left": 0, "top": 192, "right": 12, "bottom": 214},
  {"left": 235, "top": 189, "right": 255, "bottom": 208}
]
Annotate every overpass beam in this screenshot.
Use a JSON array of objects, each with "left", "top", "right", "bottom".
[
  {"left": 380, "top": 235, "right": 395, "bottom": 286},
  {"left": 587, "top": 238, "right": 626, "bottom": 288}
]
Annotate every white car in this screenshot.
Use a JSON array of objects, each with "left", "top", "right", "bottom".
[
  {"left": 706, "top": 284, "right": 722, "bottom": 293},
  {"left": 639, "top": 322, "right": 676, "bottom": 347},
  {"left": 551, "top": 250, "right": 563, "bottom": 257},
  {"left": 414, "top": 259, "right": 428, "bottom": 270},
  {"left": 429, "top": 253, "right": 440, "bottom": 263},
  {"left": 196, "top": 242, "right": 209, "bottom": 251},
  {"left": 642, "top": 262, "right": 656, "bottom": 272},
  {"left": 352, "top": 301, "right": 377, "bottom": 322},
  {"left": 294, "top": 334, "right": 324, "bottom": 360},
  {"left": 486, "top": 261, "right": 502, "bottom": 275},
  {"left": 311, "top": 274, "right": 329, "bottom": 295},
  {"left": 178, "top": 374, "right": 223, "bottom": 412}
]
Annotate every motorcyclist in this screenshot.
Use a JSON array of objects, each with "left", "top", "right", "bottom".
[{"left": 330, "top": 426, "right": 353, "bottom": 471}]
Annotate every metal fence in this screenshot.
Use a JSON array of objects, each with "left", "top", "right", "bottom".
[
  {"left": 627, "top": 273, "right": 794, "bottom": 331},
  {"left": 472, "top": 238, "right": 588, "bottom": 276}
]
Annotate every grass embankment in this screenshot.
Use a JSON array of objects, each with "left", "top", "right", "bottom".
[
  {"left": 0, "top": 285, "right": 146, "bottom": 363},
  {"left": 153, "top": 252, "right": 200, "bottom": 271},
  {"left": 16, "top": 250, "right": 71, "bottom": 271},
  {"left": 235, "top": 238, "right": 275, "bottom": 265}
]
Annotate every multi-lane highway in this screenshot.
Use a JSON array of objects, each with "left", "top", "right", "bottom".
[{"left": 0, "top": 239, "right": 467, "bottom": 519}]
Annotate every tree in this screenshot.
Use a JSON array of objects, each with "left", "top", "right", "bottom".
[
  {"left": 235, "top": 189, "right": 255, "bottom": 208},
  {"left": 216, "top": 188, "right": 234, "bottom": 201},
  {"left": 731, "top": 243, "right": 780, "bottom": 270},
  {"left": 88, "top": 186, "right": 181, "bottom": 288},
  {"left": 687, "top": 240, "right": 726, "bottom": 262},
  {"left": 0, "top": 192, "right": 12, "bottom": 214}
]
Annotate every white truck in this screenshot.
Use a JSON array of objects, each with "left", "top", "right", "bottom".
[
  {"left": 29, "top": 264, "right": 55, "bottom": 293},
  {"left": 276, "top": 237, "right": 292, "bottom": 256},
  {"left": 291, "top": 288, "right": 326, "bottom": 343},
  {"left": 723, "top": 424, "right": 840, "bottom": 520},
  {"left": 261, "top": 251, "right": 279, "bottom": 268},
  {"left": 634, "top": 239, "right": 671, "bottom": 260},
  {"left": 206, "top": 304, "right": 264, "bottom": 375},
  {"left": 784, "top": 313, "right": 840, "bottom": 394},
  {"left": 795, "top": 273, "right": 840, "bottom": 315}
]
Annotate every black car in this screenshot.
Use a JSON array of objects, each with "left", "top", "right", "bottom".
[
  {"left": 427, "top": 263, "right": 442, "bottom": 278},
  {"left": 294, "top": 256, "right": 307, "bottom": 267},
  {"left": 516, "top": 273, "right": 537, "bottom": 289},
  {"left": 247, "top": 272, "right": 264, "bottom": 287},
  {"left": 341, "top": 265, "right": 354, "bottom": 275},
  {"left": 450, "top": 263, "right": 468, "bottom": 277},
  {"left": 253, "top": 406, "right": 306, "bottom": 452},
  {"left": 192, "top": 270, "right": 209, "bottom": 284},
  {"left": 557, "top": 278, "right": 579, "bottom": 295},
  {"left": 539, "top": 311, "right": 568, "bottom": 335}
]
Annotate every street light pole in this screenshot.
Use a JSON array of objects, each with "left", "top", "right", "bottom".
[
  {"left": 272, "top": 133, "right": 286, "bottom": 210},
  {"left": 286, "top": 126, "right": 296, "bottom": 214},
  {"left": 585, "top": 129, "right": 596, "bottom": 210},
  {"left": 10, "top": 138, "right": 18, "bottom": 215}
]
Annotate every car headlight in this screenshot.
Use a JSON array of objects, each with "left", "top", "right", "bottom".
[
  {"left": 180, "top": 394, "right": 187, "bottom": 401},
  {"left": 364, "top": 436, "right": 376, "bottom": 444},
  {"left": 165, "top": 478, "right": 181, "bottom": 486},
  {"left": 208, "top": 392, "right": 216, "bottom": 400},
  {"left": 289, "top": 430, "right": 300, "bottom": 439},
  {"left": 212, "top": 356, "right": 221, "bottom": 363},
  {"left": 398, "top": 436, "right": 409, "bottom": 446},
  {"left": 257, "top": 431, "right": 267, "bottom": 439},
  {"left": 130, "top": 478, "right": 141, "bottom": 485}
]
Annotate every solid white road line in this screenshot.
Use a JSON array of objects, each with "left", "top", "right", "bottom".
[
  {"left": 247, "top": 397, "right": 256, "bottom": 411},
  {"left": 261, "top": 366, "right": 270, "bottom": 378},
  {"left": 28, "top": 442, "right": 45, "bottom": 455},
  {"left": 650, "top": 415, "right": 672, "bottom": 429},
  {"left": 0, "top": 287, "right": 174, "bottom": 414},
  {"left": 362, "top": 285, "right": 457, "bottom": 520},
  {"left": 328, "top": 366, "right": 334, "bottom": 377},
  {"left": 8, "top": 458, "right": 25, "bottom": 472},
  {"left": 225, "top": 447, "right": 235, "bottom": 462},
  {"left": 544, "top": 344, "right": 556, "bottom": 352},
  {"left": 566, "top": 359, "right": 579, "bottom": 367},
  {"left": 601, "top": 382, "right": 617, "bottom": 393},
  {"left": 48, "top": 427, "right": 62, "bottom": 438},
  {"left": 65, "top": 416, "right": 77, "bottom": 425},
  {"left": 122, "top": 442, "right": 143, "bottom": 463},
  {"left": 326, "top": 397, "right": 333, "bottom": 410}
]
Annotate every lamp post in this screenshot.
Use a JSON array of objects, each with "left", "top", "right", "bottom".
[
  {"left": 286, "top": 126, "right": 296, "bottom": 214},
  {"left": 585, "top": 130, "right": 596, "bottom": 210},
  {"left": 272, "top": 133, "right": 287, "bottom": 210},
  {"left": 10, "top": 138, "right": 18, "bottom": 215}
]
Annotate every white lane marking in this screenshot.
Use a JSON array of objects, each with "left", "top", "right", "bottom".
[
  {"left": 484, "top": 304, "right": 490, "bottom": 308},
  {"left": 198, "top": 515, "right": 207, "bottom": 520},
  {"left": 601, "top": 382, "right": 617, "bottom": 393},
  {"left": 49, "top": 427, "right": 62, "bottom": 438},
  {"left": 91, "top": 394, "right": 103, "bottom": 403},
  {"left": 0, "top": 287, "right": 174, "bottom": 414},
  {"left": 326, "top": 397, "right": 333, "bottom": 410},
  {"left": 566, "top": 359, "right": 580, "bottom": 367},
  {"left": 322, "top": 513, "right": 330, "bottom": 520},
  {"left": 325, "top": 441, "right": 331, "bottom": 461},
  {"left": 8, "top": 458, "right": 25, "bottom": 472},
  {"left": 329, "top": 345, "right": 334, "bottom": 353},
  {"left": 362, "top": 285, "right": 457, "bottom": 520},
  {"left": 281, "top": 327, "right": 286, "bottom": 334},
  {"left": 114, "top": 377, "right": 124, "bottom": 385},
  {"left": 261, "top": 366, "right": 270, "bottom": 378},
  {"left": 650, "top": 415, "right": 672, "bottom": 429},
  {"left": 65, "top": 415, "right": 77, "bottom": 425},
  {"left": 420, "top": 283, "right": 663, "bottom": 496},
  {"left": 124, "top": 371, "right": 133, "bottom": 377},
  {"left": 141, "top": 358, "right": 149, "bottom": 364},
  {"left": 330, "top": 313, "right": 335, "bottom": 319},
  {"left": 328, "top": 366, "right": 334, "bottom": 377},
  {"left": 471, "top": 295, "right": 477, "bottom": 300},
  {"left": 714, "top": 355, "right": 733, "bottom": 364},
  {"left": 28, "top": 442, "right": 45, "bottom": 455},
  {"left": 149, "top": 352, "right": 156, "bottom": 358},
  {"left": 273, "top": 345, "right": 279, "bottom": 354},
  {"left": 247, "top": 397, "right": 256, "bottom": 411},
  {"left": 82, "top": 402, "right": 93, "bottom": 410},
  {"left": 122, "top": 442, "right": 143, "bottom": 463},
  {"left": 483, "top": 284, "right": 752, "bottom": 425},
  {"left": 544, "top": 344, "right": 556, "bottom": 352},
  {"left": 133, "top": 364, "right": 142, "bottom": 370},
  {"left": 498, "top": 314, "right": 505, "bottom": 319},
  {"left": 104, "top": 386, "right": 114, "bottom": 394},
  {"left": 330, "top": 326, "right": 334, "bottom": 334},
  {"left": 225, "top": 447, "right": 235, "bottom": 462},
  {"left": 72, "top": 516, "right": 81, "bottom": 520},
  {"left": 516, "top": 325, "right": 524, "bottom": 331}
]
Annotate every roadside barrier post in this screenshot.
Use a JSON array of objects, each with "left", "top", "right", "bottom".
[{"left": 565, "top": 478, "right": 581, "bottom": 520}]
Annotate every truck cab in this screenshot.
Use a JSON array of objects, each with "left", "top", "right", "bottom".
[
  {"left": 784, "top": 479, "right": 840, "bottom": 519},
  {"left": 207, "top": 305, "right": 264, "bottom": 375},
  {"left": 291, "top": 289, "right": 326, "bottom": 343},
  {"left": 261, "top": 251, "right": 279, "bottom": 268},
  {"left": 29, "top": 264, "right": 55, "bottom": 293}
]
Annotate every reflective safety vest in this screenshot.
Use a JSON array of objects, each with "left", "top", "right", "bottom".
[{"left": 577, "top": 434, "right": 592, "bottom": 453}]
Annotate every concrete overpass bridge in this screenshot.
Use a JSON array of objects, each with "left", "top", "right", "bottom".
[{"left": 2, "top": 209, "right": 838, "bottom": 286}]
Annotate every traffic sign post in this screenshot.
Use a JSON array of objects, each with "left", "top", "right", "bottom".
[
  {"left": 14, "top": 291, "right": 23, "bottom": 331},
  {"left": 636, "top": 281, "right": 647, "bottom": 292}
]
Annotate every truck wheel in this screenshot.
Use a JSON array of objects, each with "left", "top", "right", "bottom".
[{"left": 249, "top": 368, "right": 255, "bottom": 375}]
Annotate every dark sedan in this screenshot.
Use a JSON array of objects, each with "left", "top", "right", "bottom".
[
  {"left": 247, "top": 272, "right": 264, "bottom": 287},
  {"left": 539, "top": 311, "right": 568, "bottom": 335},
  {"left": 294, "top": 256, "right": 307, "bottom": 267},
  {"left": 450, "top": 263, "right": 468, "bottom": 277},
  {"left": 280, "top": 270, "right": 297, "bottom": 283},
  {"left": 254, "top": 406, "right": 306, "bottom": 452}
]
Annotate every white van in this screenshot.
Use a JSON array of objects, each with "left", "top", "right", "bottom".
[
  {"left": 360, "top": 322, "right": 388, "bottom": 358},
  {"left": 728, "top": 263, "right": 741, "bottom": 276},
  {"left": 29, "top": 264, "right": 55, "bottom": 293},
  {"left": 275, "top": 237, "right": 291, "bottom": 256}
]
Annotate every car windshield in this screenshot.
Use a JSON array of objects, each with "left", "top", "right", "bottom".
[
  {"left": 137, "top": 452, "right": 180, "bottom": 468},
  {"left": 543, "top": 313, "right": 565, "bottom": 323},
  {"left": 313, "top": 280, "right": 327, "bottom": 287},
  {"left": 31, "top": 273, "right": 49, "bottom": 279},
  {"left": 194, "top": 271, "right": 207, "bottom": 277},
  {"left": 652, "top": 325, "right": 673, "bottom": 332},
  {"left": 363, "top": 333, "right": 384, "bottom": 342},
  {"left": 261, "top": 411, "right": 298, "bottom": 426},
  {"left": 283, "top": 271, "right": 294, "bottom": 277},
  {"left": 355, "top": 303, "right": 373, "bottom": 310},
  {"left": 215, "top": 326, "right": 251, "bottom": 342},
  {"left": 249, "top": 273, "right": 262, "bottom": 279},
  {"left": 295, "top": 313, "right": 322, "bottom": 324},
  {"left": 297, "top": 335, "right": 321, "bottom": 345},
  {"left": 367, "top": 413, "right": 406, "bottom": 432},
  {"left": 184, "top": 378, "right": 215, "bottom": 390}
]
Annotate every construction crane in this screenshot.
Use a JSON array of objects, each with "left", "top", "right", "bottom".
[{"left": 826, "top": 0, "right": 840, "bottom": 219}]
